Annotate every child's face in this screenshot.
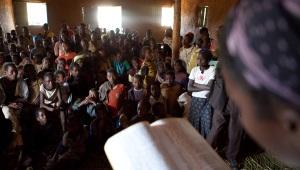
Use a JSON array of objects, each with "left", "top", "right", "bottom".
[
  {"left": 131, "top": 60, "right": 139, "bottom": 69},
  {"left": 116, "top": 53, "right": 123, "bottom": 61},
  {"left": 197, "top": 54, "right": 208, "bottom": 67},
  {"left": 36, "top": 111, "right": 47, "bottom": 126},
  {"left": 5, "top": 66, "right": 17, "bottom": 81},
  {"left": 33, "top": 55, "right": 42, "bottom": 64},
  {"left": 151, "top": 85, "right": 160, "bottom": 97},
  {"left": 57, "top": 60, "right": 65, "bottom": 71},
  {"left": 43, "top": 76, "right": 54, "bottom": 90},
  {"left": 70, "top": 67, "right": 79, "bottom": 78},
  {"left": 107, "top": 72, "right": 116, "bottom": 84},
  {"left": 62, "top": 43, "right": 70, "bottom": 52},
  {"left": 88, "top": 90, "right": 97, "bottom": 99},
  {"left": 42, "top": 59, "right": 50, "bottom": 69},
  {"left": 133, "top": 77, "right": 142, "bottom": 89},
  {"left": 144, "top": 50, "right": 152, "bottom": 60},
  {"left": 174, "top": 62, "right": 182, "bottom": 72},
  {"left": 56, "top": 74, "right": 64, "bottom": 84},
  {"left": 164, "top": 74, "right": 174, "bottom": 86}
]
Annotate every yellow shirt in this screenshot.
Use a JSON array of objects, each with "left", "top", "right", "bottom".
[
  {"left": 187, "top": 48, "right": 200, "bottom": 74},
  {"left": 142, "top": 60, "right": 157, "bottom": 79}
]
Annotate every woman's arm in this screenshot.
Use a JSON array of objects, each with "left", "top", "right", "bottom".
[{"left": 188, "top": 79, "right": 210, "bottom": 92}]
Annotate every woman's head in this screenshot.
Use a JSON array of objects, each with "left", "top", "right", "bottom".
[{"left": 221, "top": 0, "right": 300, "bottom": 167}]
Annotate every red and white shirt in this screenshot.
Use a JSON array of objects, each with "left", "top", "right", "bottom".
[{"left": 189, "top": 66, "right": 216, "bottom": 98}]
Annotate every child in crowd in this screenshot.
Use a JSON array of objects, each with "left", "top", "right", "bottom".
[
  {"left": 90, "top": 103, "right": 113, "bottom": 148},
  {"left": 40, "top": 72, "right": 65, "bottom": 132},
  {"left": 46, "top": 115, "right": 88, "bottom": 170},
  {"left": 188, "top": 50, "right": 215, "bottom": 138},
  {"left": 128, "top": 74, "right": 147, "bottom": 104},
  {"left": 111, "top": 49, "right": 131, "bottom": 82},
  {"left": 151, "top": 102, "right": 166, "bottom": 119},
  {"left": 55, "top": 70, "right": 70, "bottom": 104},
  {"left": 57, "top": 41, "right": 76, "bottom": 66},
  {"left": 72, "top": 88, "right": 99, "bottom": 118},
  {"left": 149, "top": 82, "right": 167, "bottom": 114},
  {"left": 23, "top": 64, "right": 40, "bottom": 106},
  {"left": 141, "top": 46, "right": 156, "bottom": 80},
  {"left": 98, "top": 68, "right": 126, "bottom": 127},
  {"left": 174, "top": 59, "right": 188, "bottom": 89},
  {"left": 161, "top": 71, "right": 184, "bottom": 117},
  {"left": 130, "top": 99, "right": 156, "bottom": 124},
  {"left": 140, "top": 66, "right": 154, "bottom": 92},
  {"left": 56, "top": 58, "right": 67, "bottom": 72},
  {"left": 128, "top": 57, "right": 141, "bottom": 83},
  {"left": 67, "top": 62, "right": 85, "bottom": 100}
]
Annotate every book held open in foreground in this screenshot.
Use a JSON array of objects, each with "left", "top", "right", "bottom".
[{"left": 104, "top": 118, "right": 230, "bottom": 170}]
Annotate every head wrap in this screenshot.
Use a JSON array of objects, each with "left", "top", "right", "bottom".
[{"left": 223, "top": 0, "right": 300, "bottom": 107}]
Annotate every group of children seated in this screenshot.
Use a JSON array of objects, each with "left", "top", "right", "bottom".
[{"left": 0, "top": 23, "right": 222, "bottom": 169}]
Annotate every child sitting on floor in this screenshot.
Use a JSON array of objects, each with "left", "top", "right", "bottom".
[
  {"left": 55, "top": 70, "right": 70, "bottom": 104},
  {"left": 72, "top": 88, "right": 99, "bottom": 118},
  {"left": 149, "top": 82, "right": 167, "bottom": 115},
  {"left": 46, "top": 115, "right": 88, "bottom": 170},
  {"left": 128, "top": 74, "right": 147, "bottom": 104},
  {"left": 40, "top": 72, "right": 65, "bottom": 132},
  {"left": 130, "top": 99, "right": 156, "bottom": 125}
]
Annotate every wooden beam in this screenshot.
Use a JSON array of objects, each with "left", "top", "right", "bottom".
[{"left": 172, "top": 0, "right": 181, "bottom": 62}]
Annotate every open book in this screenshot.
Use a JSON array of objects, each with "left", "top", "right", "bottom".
[{"left": 104, "top": 118, "right": 230, "bottom": 170}]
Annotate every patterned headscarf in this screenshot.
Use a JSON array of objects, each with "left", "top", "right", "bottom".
[{"left": 223, "top": 0, "right": 300, "bottom": 107}]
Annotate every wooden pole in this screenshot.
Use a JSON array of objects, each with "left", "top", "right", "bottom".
[
  {"left": 0, "top": 0, "right": 15, "bottom": 33},
  {"left": 172, "top": 0, "right": 181, "bottom": 62}
]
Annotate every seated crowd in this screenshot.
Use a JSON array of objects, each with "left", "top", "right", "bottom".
[{"left": 0, "top": 23, "right": 251, "bottom": 169}]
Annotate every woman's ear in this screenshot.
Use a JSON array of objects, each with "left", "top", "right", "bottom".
[{"left": 278, "top": 109, "right": 299, "bottom": 133}]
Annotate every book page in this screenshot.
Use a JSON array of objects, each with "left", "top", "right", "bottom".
[{"left": 104, "top": 118, "right": 230, "bottom": 170}]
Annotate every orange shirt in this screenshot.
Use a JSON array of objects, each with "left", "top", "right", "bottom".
[
  {"left": 107, "top": 84, "right": 126, "bottom": 118},
  {"left": 57, "top": 52, "right": 77, "bottom": 64}
]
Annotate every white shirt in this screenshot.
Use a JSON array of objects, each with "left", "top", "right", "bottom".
[{"left": 189, "top": 66, "right": 216, "bottom": 98}]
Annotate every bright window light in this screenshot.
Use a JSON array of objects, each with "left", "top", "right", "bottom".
[
  {"left": 26, "top": 3, "right": 48, "bottom": 26},
  {"left": 161, "top": 7, "right": 174, "bottom": 27},
  {"left": 97, "top": 6, "right": 122, "bottom": 31}
]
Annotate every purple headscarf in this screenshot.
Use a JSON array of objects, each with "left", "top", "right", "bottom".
[{"left": 224, "top": 0, "right": 300, "bottom": 107}]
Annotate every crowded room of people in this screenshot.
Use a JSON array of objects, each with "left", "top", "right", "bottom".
[{"left": 0, "top": 0, "right": 299, "bottom": 169}]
